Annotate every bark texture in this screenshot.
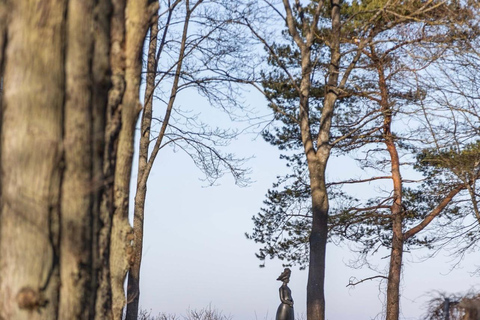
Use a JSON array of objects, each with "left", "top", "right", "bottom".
[
  {"left": 0, "top": 1, "right": 66, "bottom": 319},
  {"left": 0, "top": 1, "right": 152, "bottom": 319}
]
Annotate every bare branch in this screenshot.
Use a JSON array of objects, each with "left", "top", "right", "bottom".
[{"left": 346, "top": 275, "right": 388, "bottom": 287}]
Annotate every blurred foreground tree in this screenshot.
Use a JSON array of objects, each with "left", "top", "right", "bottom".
[{"left": 0, "top": 0, "right": 157, "bottom": 319}]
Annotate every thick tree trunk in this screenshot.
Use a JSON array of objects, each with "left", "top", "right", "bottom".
[
  {"left": 60, "top": 0, "right": 97, "bottom": 318},
  {"left": 0, "top": 1, "right": 66, "bottom": 319},
  {"left": 0, "top": 1, "right": 111, "bottom": 319},
  {"left": 93, "top": 1, "right": 115, "bottom": 318},
  {"left": 0, "top": 1, "right": 157, "bottom": 319}
]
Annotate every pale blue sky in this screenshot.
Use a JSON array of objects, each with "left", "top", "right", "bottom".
[{"left": 129, "top": 87, "right": 480, "bottom": 319}]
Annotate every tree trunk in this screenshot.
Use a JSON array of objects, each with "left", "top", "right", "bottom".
[
  {"left": 376, "top": 52, "right": 404, "bottom": 320},
  {"left": 385, "top": 215, "right": 404, "bottom": 320},
  {"left": 0, "top": 1, "right": 110, "bottom": 319},
  {"left": 60, "top": 0, "right": 97, "bottom": 318},
  {"left": 305, "top": 92, "right": 337, "bottom": 320},
  {"left": 305, "top": 0, "right": 341, "bottom": 317},
  {"left": 0, "top": 1, "right": 66, "bottom": 319},
  {"left": 93, "top": 0, "right": 115, "bottom": 318},
  {"left": 107, "top": 1, "right": 157, "bottom": 318},
  {"left": 306, "top": 159, "right": 329, "bottom": 320},
  {"left": 126, "top": 10, "right": 159, "bottom": 320}
]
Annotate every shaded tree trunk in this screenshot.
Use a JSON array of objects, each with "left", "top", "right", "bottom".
[
  {"left": 60, "top": 0, "right": 102, "bottom": 318},
  {"left": 306, "top": 160, "right": 329, "bottom": 320}
]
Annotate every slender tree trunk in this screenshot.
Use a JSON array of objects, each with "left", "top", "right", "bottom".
[
  {"left": 386, "top": 215, "right": 404, "bottom": 320},
  {"left": 126, "top": 10, "right": 159, "bottom": 320},
  {"left": 107, "top": 1, "right": 158, "bottom": 318},
  {"left": 126, "top": 2, "right": 197, "bottom": 317},
  {"left": 376, "top": 53, "right": 404, "bottom": 320}
]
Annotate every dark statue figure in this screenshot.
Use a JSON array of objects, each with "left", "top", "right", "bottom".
[{"left": 275, "top": 268, "right": 294, "bottom": 320}]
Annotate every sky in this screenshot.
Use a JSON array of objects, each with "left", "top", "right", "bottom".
[{"left": 129, "top": 89, "right": 480, "bottom": 320}]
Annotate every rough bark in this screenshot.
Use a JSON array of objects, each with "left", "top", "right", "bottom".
[
  {"left": 59, "top": 0, "right": 97, "bottom": 318},
  {"left": 0, "top": 0, "right": 152, "bottom": 319},
  {"left": 0, "top": 1, "right": 66, "bottom": 319},
  {"left": 0, "top": 0, "right": 111, "bottom": 319},
  {"left": 93, "top": 0, "right": 115, "bottom": 318}
]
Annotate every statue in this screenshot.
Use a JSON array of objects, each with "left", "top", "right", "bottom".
[{"left": 275, "top": 268, "right": 294, "bottom": 320}]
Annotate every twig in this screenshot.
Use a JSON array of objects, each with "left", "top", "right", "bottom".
[{"left": 346, "top": 275, "right": 388, "bottom": 287}]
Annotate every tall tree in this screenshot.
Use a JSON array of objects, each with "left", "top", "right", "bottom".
[
  {"left": 242, "top": 1, "right": 369, "bottom": 318},
  {"left": 338, "top": 32, "right": 478, "bottom": 320},
  {"left": 245, "top": 1, "right": 472, "bottom": 319}
]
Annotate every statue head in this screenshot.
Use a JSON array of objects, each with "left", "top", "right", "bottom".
[{"left": 276, "top": 268, "right": 291, "bottom": 283}]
